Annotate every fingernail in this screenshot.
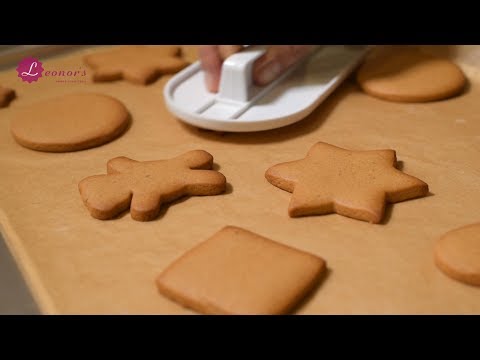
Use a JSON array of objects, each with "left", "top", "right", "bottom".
[
  {"left": 204, "top": 72, "right": 218, "bottom": 92},
  {"left": 256, "top": 61, "right": 283, "bottom": 85}
]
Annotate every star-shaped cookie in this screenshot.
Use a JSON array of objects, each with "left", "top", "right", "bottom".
[
  {"left": 265, "top": 142, "right": 429, "bottom": 223},
  {"left": 84, "top": 46, "right": 189, "bottom": 85},
  {"left": 79, "top": 150, "right": 226, "bottom": 221},
  {"left": 0, "top": 86, "right": 15, "bottom": 108}
]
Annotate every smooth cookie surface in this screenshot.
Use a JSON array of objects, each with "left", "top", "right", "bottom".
[
  {"left": 356, "top": 47, "right": 466, "bottom": 102},
  {"left": 265, "top": 142, "right": 429, "bottom": 223},
  {"left": 156, "top": 226, "right": 326, "bottom": 315},
  {"left": 434, "top": 222, "right": 480, "bottom": 286},
  {"left": 10, "top": 93, "right": 129, "bottom": 152}
]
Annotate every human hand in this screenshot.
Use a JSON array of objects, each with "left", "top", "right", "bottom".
[{"left": 199, "top": 45, "right": 316, "bottom": 92}]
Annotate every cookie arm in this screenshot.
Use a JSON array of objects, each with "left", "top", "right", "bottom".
[
  {"left": 183, "top": 170, "right": 226, "bottom": 195},
  {"left": 176, "top": 150, "right": 214, "bottom": 170},
  {"left": 107, "top": 157, "right": 139, "bottom": 174}
]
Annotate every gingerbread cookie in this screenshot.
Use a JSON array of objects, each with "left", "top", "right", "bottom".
[
  {"left": 265, "top": 142, "right": 429, "bottom": 223},
  {"left": 356, "top": 47, "right": 466, "bottom": 102},
  {"left": 84, "top": 46, "right": 189, "bottom": 85},
  {"left": 156, "top": 226, "right": 326, "bottom": 315},
  {"left": 79, "top": 150, "right": 226, "bottom": 221},
  {"left": 180, "top": 46, "right": 199, "bottom": 63},
  {"left": 0, "top": 86, "right": 15, "bottom": 108},
  {"left": 10, "top": 93, "right": 129, "bottom": 152},
  {"left": 434, "top": 222, "right": 480, "bottom": 286}
]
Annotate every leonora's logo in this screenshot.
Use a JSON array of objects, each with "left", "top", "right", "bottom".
[
  {"left": 16, "top": 57, "right": 43, "bottom": 83},
  {"left": 16, "top": 57, "right": 87, "bottom": 84}
]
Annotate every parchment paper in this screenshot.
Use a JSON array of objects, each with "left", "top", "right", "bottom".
[{"left": 0, "top": 45, "right": 479, "bottom": 314}]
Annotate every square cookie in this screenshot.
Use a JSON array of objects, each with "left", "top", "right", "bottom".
[{"left": 156, "top": 226, "right": 326, "bottom": 315}]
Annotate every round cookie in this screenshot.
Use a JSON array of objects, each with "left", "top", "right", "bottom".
[
  {"left": 434, "top": 223, "right": 480, "bottom": 286},
  {"left": 10, "top": 93, "right": 129, "bottom": 152},
  {"left": 356, "top": 47, "right": 466, "bottom": 102}
]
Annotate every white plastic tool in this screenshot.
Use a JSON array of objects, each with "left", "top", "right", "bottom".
[{"left": 164, "top": 45, "right": 370, "bottom": 132}]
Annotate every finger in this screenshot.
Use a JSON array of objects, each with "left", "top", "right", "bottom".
[
  {"left": 199, "top": 45, "right": 223, "bottom": 92},
  {"left": 253, "top": 45, "right": 316, "bottom": 85}
]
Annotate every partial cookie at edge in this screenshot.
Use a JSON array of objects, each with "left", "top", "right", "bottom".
[
  {"left": 356, "top": 47, "right": 466, "bottom": 102},
  {"left": 434, "top": 222, "right": 480, "bottom": 286}
]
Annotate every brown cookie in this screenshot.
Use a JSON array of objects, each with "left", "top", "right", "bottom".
[
  {"left": 0, "top": 86, "right": 15, "bottom": 108},
  {"left": 79, "top": 150, "right": 226, "bottom": 221},
  {"left": 434, "top": 222, "right": 480, "bottom": 286},
  {"left": 265, "top": 142, "right": 429, "bottom": 224},
  {"left": 84, "top": 46, "right": 189, "bottom": 85},
  {"left": 156, "top": 226, "right": 326, "bottom": 315},
  {"left": 10, "top": 93, "right": 129, "bottom": 152},
  {"left": 356, "top": 47, "right": 466, "bottom": 102},
  {"left": 180, "top": 46, "right": 199, "bottom": 63}
]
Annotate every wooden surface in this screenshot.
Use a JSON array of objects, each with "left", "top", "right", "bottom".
[{"left": 0, "top": 45, "right": 479, "bottom": 314}]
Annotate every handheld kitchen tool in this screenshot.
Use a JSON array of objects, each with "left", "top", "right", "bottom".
[{"left": 164, "top": 45, "right": 370, "bottom": 132}]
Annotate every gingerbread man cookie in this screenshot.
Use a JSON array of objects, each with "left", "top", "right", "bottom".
[
  {"left": 265, "top": 142, "right": 429, "bottom": 223},
  {"left": 79, "top": 150, "right": 226, "bottom": 221},
  {"left": 84, "top": 46, "right": 189, "bottom": 85}
]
